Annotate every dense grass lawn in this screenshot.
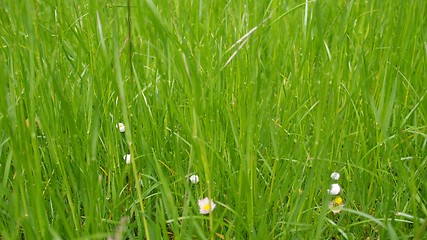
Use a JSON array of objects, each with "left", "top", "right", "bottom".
[{"left": 1, "top": 0, "right": 427, "bottom": 239}]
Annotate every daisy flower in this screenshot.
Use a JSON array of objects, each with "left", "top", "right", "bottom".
[
  {"left": 330, "top": 172, "right": 340, "bottom": 180},
  {"left": 329, "top": 196, "right": 344, "bottom": 214},
  {"left": 198, "top": 197, "right": 216, "bottom": 214},
  {"left": 189, "top": 174, "right": 199, "bottom": 184},
  {"left": 327, "top": 183, "right": 341, "bottom": 195},
  {"left": 116, "top": 122, "right": 126, "bottom": 133},
  {"left": 123, "top": 154, "right": 131, "bottom": 164}
]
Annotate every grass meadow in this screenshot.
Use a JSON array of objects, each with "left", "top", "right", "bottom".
[{"left": 1, "top": 0, "right": 427, "bottom": 239}]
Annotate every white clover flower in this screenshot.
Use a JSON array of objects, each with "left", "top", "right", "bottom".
[
  {"left": 328, "top": 183, "right": 341, "bottom": 195},
  {"left": 116, "top": 122, "right": 126, "bottom": 133},
  {"left": 189, "top": 174, "right": 199, "bottom": 184},
  {"left": 198, "top": 197, "right": 216, "bottom": 214},
  {"left": 123, "top": 154, "right": 131, "bottom": 164},
  {"left": 330, "top": 172, "right": 340, "bottom": 180}
]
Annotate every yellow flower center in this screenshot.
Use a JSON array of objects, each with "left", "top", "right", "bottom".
[
  {"left": 334, "top": 197, "right": 343, "bottom": 206},
  {"left": 202, "top": 204, "right": 211, "bottom": 211}
]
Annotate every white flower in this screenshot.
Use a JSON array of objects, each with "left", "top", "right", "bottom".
[
  {"left": 328, "top": 183, "right": 341, "bottom": 195},
  {"left": 330, "top": 172, "right": 340, "bottom": 180},
  {"left": 189, "top": 174, "right": 199, "bottom": 184},
  {"left": 328, "top": 196, "right": 344, "bottom": 214},
  {"left": 123, "top": 154, "right": 131, "bottom": 164},
  {"left": 198, "top": 197, "right": 216, "bottom": 214},
  {"left": 116, "top": 122, "right": 126, "bottom": 133}
]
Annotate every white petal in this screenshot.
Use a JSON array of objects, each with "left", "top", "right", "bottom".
[{"left": 328, "top": 201, "right": 344, "bottom": 214}]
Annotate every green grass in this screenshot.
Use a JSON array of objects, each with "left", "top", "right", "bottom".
[{"left": 1, "top": 0, "right": 427, "bottom": 239}]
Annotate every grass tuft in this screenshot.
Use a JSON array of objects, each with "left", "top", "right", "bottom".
[{"left": 0, "top": 0, "right": 426, "bottom": 238}]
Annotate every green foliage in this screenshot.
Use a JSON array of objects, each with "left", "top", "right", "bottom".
[{"left": 0, "top": 0, "right": 426, "bottom": 239}]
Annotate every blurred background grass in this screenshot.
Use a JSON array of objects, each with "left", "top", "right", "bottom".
[{"left": 1, "top": 0, "right": 426, "bottom": 239}]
